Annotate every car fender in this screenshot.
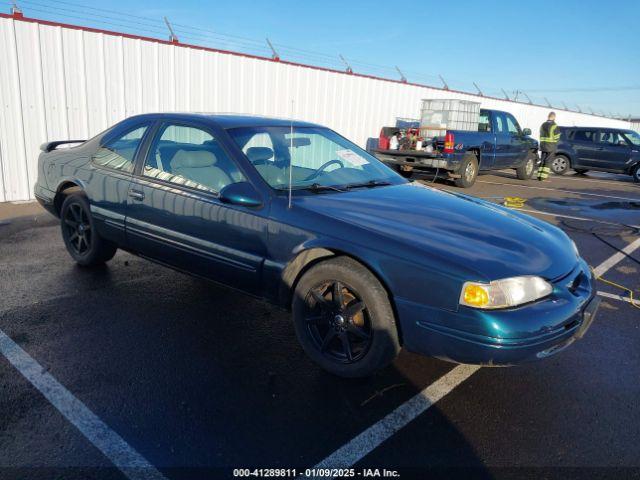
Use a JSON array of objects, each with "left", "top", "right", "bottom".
[
  {"left": 280, "top": 231, "right": 466, "bottom": 315},
  {"left": 51, "top": 176, "right": 90, "bottom": 214},
  {"left": 554, "top": 149, "right": 573, "bottom": 164},
  {"left": 628, "top": 158, "right": 640, "bottom": 175},
  {"left": 279, "top": 236, "right": 398, "bottom": 309},
  {"left": 278, "top": 237, "right": 410, "bottom": 342}
]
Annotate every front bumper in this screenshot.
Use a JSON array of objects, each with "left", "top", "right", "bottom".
[{"left": 398, "top": 259, "right": 599, "bottom": 365}]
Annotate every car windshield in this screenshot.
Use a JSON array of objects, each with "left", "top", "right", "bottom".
[
  {"left": 228, "top": 126, "right": 403, "bottom": 191},
  {"left": 622, "top": 130, "right": 640, "bottom": 146}
]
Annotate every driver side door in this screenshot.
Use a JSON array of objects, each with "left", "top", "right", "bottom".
[
  {"left": 125, "top": 120, "right": 269, "bottom": 293},
  {"left": 593, "top": 130, "right": 633, "bottom": 172},
  {"left": 504, "top": 113, "right": 529, "bottom": 167}
]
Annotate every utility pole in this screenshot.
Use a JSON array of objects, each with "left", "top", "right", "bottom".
[
  {"left": 164, "top": 17, "right": 179, "bottom": 43},
  {"left": 266, "top": 38, "right": 280, "bottom": 61},
  {"left": 339, "top": 54, "right": 353, "bottom": 74}
]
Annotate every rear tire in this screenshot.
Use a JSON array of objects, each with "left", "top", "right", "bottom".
[
  {"left": 60, "top": 193, "right": 117, "bottom": 267},
  {"left": 632, "top": 164, "right": 640, "bottom": 183},
  {"left": 453, "top": 153, "right": 479, "bottom": 188},
  {"left": 550, "top": 154, "right": 570, "bottom": 175},
  {"left": 574, "top": 169, "right": 589, "bottom": 175},
  {"left": 516, "top": 152, "right": 537, "bottom": 180},
  {"left": 292, "top": 257, "right": 400, "bottom": 378}
]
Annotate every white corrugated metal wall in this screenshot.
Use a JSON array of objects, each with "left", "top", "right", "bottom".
[{"left": 0, "top": 14, "right": 632, "bottom": 202}]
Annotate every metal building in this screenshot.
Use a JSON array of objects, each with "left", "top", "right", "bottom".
[{"left": 0, "top": 13, "right": 632, "bottom": 202}]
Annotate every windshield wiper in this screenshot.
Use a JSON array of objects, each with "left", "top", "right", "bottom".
[
  {"left": 304, "top": 183, "right": 346, "bottom": 193},
  {"left": 344, "top": 180, "right": 392, "bottom": 190},
  {"left": 275, "top": 183, "right": 345, "bottom": 193}
]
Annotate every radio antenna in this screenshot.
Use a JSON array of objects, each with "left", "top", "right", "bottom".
[{"left": 288, "top": 99, "right": 294, "bottom": 209}]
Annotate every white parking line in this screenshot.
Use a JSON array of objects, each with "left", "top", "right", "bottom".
[
  {"left": 548, "top": 175, "right": 636, "bottom": 187},
  {"left": 598, "top": 291, "right": 636, "bottom": 305},
  {"left": 492, "top": 170, "right": 635, "bottom": 187},
  {"left": 593, "top": 237, "right": 640, "bottom": 277},
  {"left": 310, "top": 237, "right": 640, "bottom": 473},
  {"left": 0, "top": 330, "right": 167, "bottom": 480},
  {"left": 502, "top": 206, "right": 637, "bottom": 228},
  {"left": 477, "top": 180, "right": 640, "bottom": 202},
  {"left": 310, "top": 364, "right": 480, "bottom": 472},
  {"left": 437, "top": 188, "right": 639, "bottom": 228}
]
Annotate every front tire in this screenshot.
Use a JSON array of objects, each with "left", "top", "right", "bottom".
[
  {"left": 550, "top": 154, "right": 570, "bottom": 175},
  {"left": 292, "top": 257, "right": 400, "bottom": 378},
  {"left": 516, "top": 152, "right": 537, "bottom": 180},
  {"left": 632, "top": 164, "right": 640, "bottom": 183},
  {"left": 453, "top": 152, "right": 479, "bottom": 188},
  {"left": 60, "top": 193, "right": 117, "bottom": 266}
]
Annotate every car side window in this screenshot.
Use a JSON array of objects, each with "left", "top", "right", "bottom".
[
  {"left": 94, "top": 124, "right": 148, "bottom": 172},
  {"left": 478, "top": 111, "right": 491, "bottom": 132},
  {"left": 573, "top": 130, "right": 596, "bottom": 142},
  {"left": 494, "top": 113, "right": 508, "bottom": 134},
  {"left": 143, "top": 124, "right": 245, "bottom": 194},
  {"left": 505, "top": 114, "right": 521, "bottom": 135},
  {"left": 597, "top": 131, "right": 626, "bottom": 147}
]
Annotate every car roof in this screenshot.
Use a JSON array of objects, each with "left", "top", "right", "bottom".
[
  {"left": 124, "top": 112, "right": 322, "bottom": 129},
  {"left": 562, "top": 126, "right": 627, "bottom": 131}
]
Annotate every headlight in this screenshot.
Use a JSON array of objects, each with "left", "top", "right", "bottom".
[{"left": 460, "top": 276, "right": 552, "bottom": 309}]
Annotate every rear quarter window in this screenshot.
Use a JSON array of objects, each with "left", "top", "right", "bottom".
[{"left": 93, "top": 124, "right": 149, "bottom": 172}]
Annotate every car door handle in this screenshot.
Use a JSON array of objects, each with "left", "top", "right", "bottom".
[{"left": 128, "top": 189, "right": 145, "bottom": 201}]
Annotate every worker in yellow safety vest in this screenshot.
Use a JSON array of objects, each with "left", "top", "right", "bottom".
[{"left": 538, "top": 112, "right": 561, "bottom": 181}]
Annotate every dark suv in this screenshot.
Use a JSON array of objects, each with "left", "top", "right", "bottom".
[{"left": 553, "top": 127, "right": 640, "bottom": 182}]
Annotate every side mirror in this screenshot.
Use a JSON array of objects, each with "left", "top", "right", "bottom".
[
  {"left": 522, "top": 128, "right": 532, "bottom": 136},
  {"left": 219, "top": 182, "right": 262, "bottom": 208}
]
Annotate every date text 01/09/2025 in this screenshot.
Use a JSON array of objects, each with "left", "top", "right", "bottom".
[{"left": 232, "top": 468, "right": 401, "bottom": 477}]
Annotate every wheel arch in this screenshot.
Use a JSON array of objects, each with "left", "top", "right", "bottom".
[
  {"left": 53, "top": 179, "right": 86, "bottom": 215},
  {"left": 554, "top": 151, "right": 572, "bottom": 165},
  {"left": 466, "top": 147, "right": 481, "bottom": 167},
  {"left": 280, "top": 245, "right": 404, "bottom": 345}
]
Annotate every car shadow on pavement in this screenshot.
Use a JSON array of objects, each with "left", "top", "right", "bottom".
[{"left": 0, "top": 246, "right": 491, "bottom": 478}]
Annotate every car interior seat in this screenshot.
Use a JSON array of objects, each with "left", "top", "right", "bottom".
[
  {"left": 245, "top": 147, "right": 288, "bottom": 186},
  {"left": 170, "top": 149, "right": 232, "bottom": 193}
]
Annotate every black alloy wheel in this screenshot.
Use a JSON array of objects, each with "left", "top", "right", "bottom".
[
  {"left": 63, "top": 202, "right": 92, "bottom": 255},
  {"left": 304, "top": 281, "right": 372, "bottom": 364},
  {"left": 60, "top": 192, "right": 117, "bottom": 266}
]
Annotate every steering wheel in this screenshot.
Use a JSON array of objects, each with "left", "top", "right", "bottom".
[
  {"left": 251, "top": 158, "right": 272, "bottom": 166},
  {"left": 303, "top": 159, "right": 345, "bottom": 181}
]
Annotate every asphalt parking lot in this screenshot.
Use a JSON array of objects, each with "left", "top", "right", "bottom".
[{"left": 1, "top": 170, "right": 639, "bottom": 480}]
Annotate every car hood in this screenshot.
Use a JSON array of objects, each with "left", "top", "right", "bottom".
[{"left": 296, "top": 182, "right": 577, "bottom": 281}]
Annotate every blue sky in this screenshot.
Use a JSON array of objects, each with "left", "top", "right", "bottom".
[{"left": 11, "top": 0, "right": 640, "bottom": 116}]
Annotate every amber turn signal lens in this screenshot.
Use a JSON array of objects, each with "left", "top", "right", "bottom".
[{"left": 463, "top": 284, "right": 489, "bottom": 307}]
